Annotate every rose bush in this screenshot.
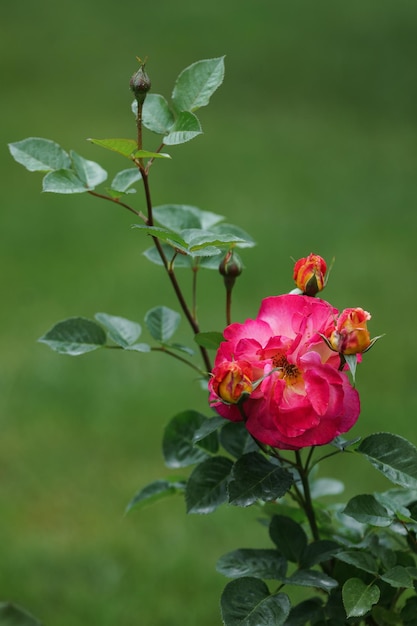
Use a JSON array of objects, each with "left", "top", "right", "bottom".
[{"left": 209, "top": 294, "right": 360, "bottom": 449}]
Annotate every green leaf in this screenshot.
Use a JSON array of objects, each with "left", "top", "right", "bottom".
[
  {"left": 0, "top": 602, "right": 43, "bottom": 626},
  {"left": 142, "top": 93, "right": 175, "bottom": 134},
  {"left": 172, "top": 57, "right": 225, "bottom": 112},
  {"left": 229, "top": 453, "right": 294, "bottom": 507},
  {"left": 164, "top": 111, "right": 202, "bottom": 145},
  {"left": 220, "top": 422, "right": 259, "bottom": 458},
  {"left": 125, "top": 478, "right": 186, "bottom": 513},
  {"left": 42, "top": 169, "right": 88, "bottom": 194},
  {"left": 132, "top": 225, "right": 188, "bottom": 249},
  {"left": 343, "top": 494, "right": 393, "bottom": 527},
  {"left": 335, "top": 551, "right": 379, "bottom": 575},
  {"left": 220, "top": 578, "right": 290, "bottom": 626},
  {"left": 209, "top": 222, "right": 256, "bottom": 248},
  {"left": 342, "top": 578, "right": 380, "bottom": 619},
  {"left": 133, "top": 149, "right": 171, "bottom": 160},
  {"left": 194, "top": 331, "right": 224, "bottom": 350},
  {"left": 163, "top": 410, "right": 213, "bottom": 468},
  {"left": 143, "top": 244, "right": 192, "bottom": 268},
  {"left": 300, "top": 540, "right": 341, "bottom": 568},
  {"left": 192, "top": 416, "right": 225, "bottom": 444},
  {"left": 185, "top": 456, "right": 233, "bottom": 514},
  {"left": 70, "top": 151, "right": 107, "bottom": 188},
  {"left": 380, "top": 565, "right": 414, "bottom": 589},
  {"left": 182, "top": 228, "right": 247, "bottom": 251},
  {"left": 153, "top": 204, "right": 224, "bottom": 232},
  {"left": 88, "top": 137, "right": 138, "bottom": 158},
  {"left": 269, "top": 515, "right": 308, "bottom": 564},
  {"left": 94, "top": 312, "right": 142, "bottom": 348},
  {"left": 285, "top": 599, "right": 325, "bottom": 626},
  {"left": 8, "top": 137, "right": 70, "bottom": 172},
  {"left": 357, "top": 433, "right": 417, "bottom": 489},
  {"left": 144, "top": 306, "right": 181, "bottom": 342},
  {"left": 216, "top": 549, "right": 287, "bottom": 580},
  {"left": 285, "top": 570, "right": 338, "bottom": 593},
  {"left": 38, "top": 317, "right": 106, "bottom": 355},
  {"left": 110, "top": 168, "right": 142, "bottom": 193}
]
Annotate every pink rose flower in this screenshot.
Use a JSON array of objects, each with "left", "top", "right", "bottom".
[{"left": 209, "top": 294, "right": 360, "bottom": 450}]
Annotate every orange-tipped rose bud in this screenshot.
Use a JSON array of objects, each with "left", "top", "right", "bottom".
[
  {"left": 293, "top": 253, "right": 327, "bottom": 296},
  {"left": 328, "top": 308, "right": 372, "bottom": 355},
  {"left": 210, "top": 361, "right": 252, "bottom": 405}
]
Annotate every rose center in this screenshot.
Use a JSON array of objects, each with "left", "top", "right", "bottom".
[{"left": 272, "top": 354, "right": 301, "bottom": 383}]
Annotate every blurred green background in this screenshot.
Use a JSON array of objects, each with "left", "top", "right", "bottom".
[{"left": 2, "top": 0, "right": 417, "bottom": 624}]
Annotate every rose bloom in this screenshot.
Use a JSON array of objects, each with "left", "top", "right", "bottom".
[
  {"left": 327, "top": 307, "right": 371, "bottom": 355},
  {"left": 293, "top": 253, "right": 327, "bottom": 296},
  {"left": 209, "top": 294, "right": 360, "bottom": 450}
]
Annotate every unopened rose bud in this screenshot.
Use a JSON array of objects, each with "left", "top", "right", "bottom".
[
  {"left": 293, "top": 253, "right": 327, "bottom": 296},
  {"left": 210, "top": 361, "right": 252, "bottom": 405},
  {"left": 219, "top": 249, "right": 243, "bottom": 290},
  {"left": 327, "top": 308, "right": 372, "bottom": 355},
  {"left": 130, "top": 63, "right": 151, "bottom": 104}
]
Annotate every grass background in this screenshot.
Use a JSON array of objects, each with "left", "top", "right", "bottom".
[{"left": 2, "top": 0, "right": 417, "bottom": 624}]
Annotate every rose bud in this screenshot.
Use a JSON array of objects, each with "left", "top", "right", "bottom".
[
  {"left": 130, "top": 62, "right": 151, "bottom": 104},
  {"left": 219, "top": 249, "right": 243, "bottom": 291},
  {"left": 328, "top": 307, "right": 372, "bottom": 355},
  {"left": 210, "top": 361, "right": 252, "bottom": 405},
  {"left": 293, "top": 253, "right": 327, "bottom": 296}
]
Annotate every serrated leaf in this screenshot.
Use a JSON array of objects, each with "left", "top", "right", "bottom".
[
  {"left": 229, "top": 453, "right": 294, "bottom": 507},
  {"left": 285, "top": 570, "right": 338, "bottom": 593},
  {"left": 380, "top": 565, "right": 414, "bottom": 589},
  {"left": 133, "top": 149, "right": 171, "bottom": 159},
  {"left": 110, "top": 168, "right": 142, "bottom": 192},
  {"left": 42, "top": 169, "right": 87, "bottom": 193},
  {"left": 342, "top": 578, "right": 380, "bottom": 618},
  {"left": 357, "top": 433, "right": 417, "bottom": 489},
  {"left": 181, "top": 228, "right": 247, "bottom": 251},
  {"left": 153, "top": 204, "right": 224, "bottom": 232},
  {"left": 192, "top": 416, "right": 225, "bottom": 443},
  {"left": 8, "top": 137, "right": 70, "bottom": 172},
  {"left": 163, "top": 410, "right": 213, "bottom": 468},
  {"left": 216, "top": 549, "right": 287, "bottom": 580},
  {"left": 219, "top": 422, "right": 258, "bottom": 458},
  {"left": 336, "top": 550, "right": 379, "bottom": 575},
  {"left": 164, "top": 111, "right": 202, "bottom": 145},
  {"left": 209, "top": 223, "right": 256, "bottom": 249},
  {"left": 343, "top": 494, "right": 393, "bottom": 527},
  {"left": 220, "top": 578, "right": 290, "bottom": 626},
  {"left": 88, "top": 137, "right": 138, "bottom": 157},
  {"left": 143, "top": 244, "right": 193, "bottom": 268},
  {"left": 70, "top": 150, "right": 107, "bottom": 188},
  {"left": 132, "top": 225, "right": 187, "bottom": 250},
  {"left": 94, "top": 312, "right": 141, "bottom": 348},
  {"left": 0, "top": 602, "right": 43, "bottom": 626},
  {"left": 142, "top": 93, "right": 175, "bottom": 134},
  {"left": 269, "top": 515, "right": 308, "bottom": 563},
  {"left": 144, "top": 306, "right": 181, "bottom": 342},
  {"left": 300, "top": 540, "right": 341, "bottom": 568},
  {"left": 172, "top": 56, "right": 225, "bottom": 112},
  {"left": 39, "top": 317, "right": 106, "bottom": 355},
  {"left": 194, "top": 331, "right": 224, "bottom": 350},
  {"left": 185, "top": 456, "right": 233, "bottom": 514},
  {"left": 125, "top": 478, "right": 186, "bottom": 513}
]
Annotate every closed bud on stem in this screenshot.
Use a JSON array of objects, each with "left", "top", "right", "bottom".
[
  {"left": 293, "top": 253, "right": 327, "bottom": 296},
  {"left": 130, "top": 61, "right": 151, "bottom": 105},
  {"left": 219, "top": 249, "right": 243, "bottom": 291}
]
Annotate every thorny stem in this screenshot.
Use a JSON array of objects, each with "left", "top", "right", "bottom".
[{"left": 135, "top": 132, "right": 212, "bottom": 374}]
